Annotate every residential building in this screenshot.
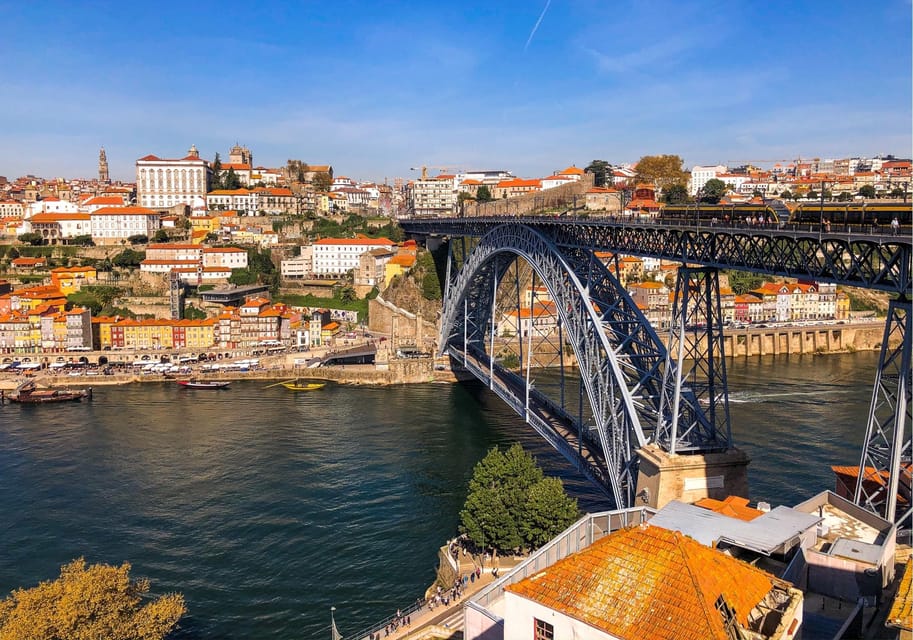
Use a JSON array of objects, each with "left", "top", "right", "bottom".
[
  {"left": 690, "top": 164, "right": 729, "bottom": 196},
  {"left": 499, "top": 301, "right": 557, "bottom": 338},
  {"left": 50, "top": 266, "right": 97, "bottom": 294},
  {"left": 25, "top": 212, "right": 92, "bottom": 243},
  {"left": 501, "top": 524, "right": 802, "bottom": 640},
  {"left": 585, "top": 187, "right": 621, "bottom": 212},
  {"left": 136, "top": 145, "right": 212, "bottom": 209},
  {"left": 90, "top": 206, "right": 161, "bottom": 242},
  {"left": 355, "top": 248, "right": 395, "bottom": 287},
  {"left": 311, "top": 236, "right": 397, "bottom": 277},
  {"left": 410, "top": 176, "right": 456, "bottom": 216}
]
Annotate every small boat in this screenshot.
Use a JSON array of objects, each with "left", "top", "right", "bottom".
[
  {"left": 3, "top": 380, "right": 91, "bottom": 404},
  {"left": 177, "top": 380, "right": 230, "bottom": 390},
  {"left": 280, "top": 380, "right": 326, "bottom": 392}
]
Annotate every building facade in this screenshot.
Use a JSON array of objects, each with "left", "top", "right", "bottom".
[{"left": 136, "top": 145, "right": 212, "bottom": 209}]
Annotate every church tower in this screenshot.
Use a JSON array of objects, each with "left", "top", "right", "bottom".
[
  {"left": 98, "top": 147, "right": 109, "bottom": 183},
  {"left": 187, "top": 144, "right": 200, "bottom": 159}
]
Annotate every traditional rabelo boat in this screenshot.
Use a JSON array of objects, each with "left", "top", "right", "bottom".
[
  {"left": 3, "top": 380, "right": 92, "bottom": 404},
  {"left": 280, "top": 380, "right": 326, "bottom": 392},
  {"left": 176, "top": 379, "right": 231, "bottom": 390}
]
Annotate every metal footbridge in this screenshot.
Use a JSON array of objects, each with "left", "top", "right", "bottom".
[{"left": 402, "top": 216, "right": 912, "bottom": 526}]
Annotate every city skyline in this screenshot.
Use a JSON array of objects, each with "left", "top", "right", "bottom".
[{"left": 2, "top": 0, "right": 910, "bottom": 182}]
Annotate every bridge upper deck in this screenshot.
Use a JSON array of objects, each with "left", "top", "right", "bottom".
[{"left": 402, "top": 216, "right": 912, "bottom": 295}]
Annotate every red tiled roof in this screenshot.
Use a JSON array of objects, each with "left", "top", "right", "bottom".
[
  {"left": 506, "top": 525, "right": 779, "bottom": 640},
  {"left": 314, "top": 237, "right": 395, "bottom": 246},
  {"left": 92, "top": 206, "right": 157, "bottom": 216},
  {"left": 694, "top": 495, "right": 765, "bottom": 521}
]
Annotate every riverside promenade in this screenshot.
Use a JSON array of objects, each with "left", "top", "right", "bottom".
[{"left": 347, "top": 543, "right": 524, "bottom": 640}]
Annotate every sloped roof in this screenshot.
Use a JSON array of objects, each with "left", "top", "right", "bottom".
[
  {"left": 887, "top": 559, "right": 912, "bottom": 631},
  {"left": 506, "top": 524, "right": 778, "bottom": 640}
]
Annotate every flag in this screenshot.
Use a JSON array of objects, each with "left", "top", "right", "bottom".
[{"left": 331, "top": 607, "right": 343, "bottom": 640}]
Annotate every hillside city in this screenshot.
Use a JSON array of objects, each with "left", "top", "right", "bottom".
[{"left": 0, "top": 146, "right": 909, "bottom": 357}]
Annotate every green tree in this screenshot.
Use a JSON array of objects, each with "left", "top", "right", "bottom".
[
  {"left": 228, "top": 268, "right": 257, "bottom": 285},
  {"left": 662, "top": 183, "right": 689, "bottom": 204},
  {"left": 584, "top": 160, "right": 611, "bottom": 188},
  {"left": 211, "top": 153, "right": 223, "bottom": 189},
  {"left": 127, "top": 234, "right": 148, "bottom": 245},
  {"left": 183, "top": 305, "right": 207, "bottom": 320},
  {"left": 460, "top": 444, "right": 552, "bottom": 554},
  {"left": 726, "top": 270, "right": 765, "bottom": 295},
  {"left": 153, "top": 229, "right": 169, "bottom": 243},
  {"left": 476, "top": 185, "right": 493, "bottom": 202},
  {"left": 634, "top": 154, "right": 689, "bottom": 190},
  {"left": 890, "top": 187, "right": 905, "bottom": 198},
  {"left": 422, "top": 271, "right": 441, "bottom": 300},
  {"left": 779, "top": 190, "right": 792, "bottom": 201},
  {"left": 224, "top": 168, "right": 242, "bottom": 190},
  {"left": 313, "top": 172, "right": 333, "bottom": 193},
  {"left": 858, "top": 185, "right": 876, "bottom": 199},
  {"left": 0, "top": 557, "right": 185, "bottom": 640},
  {"left": 807, "top": 190, "right": 818, "bottom": 201},
  {"left": 67, "top": 291, "right": 103, "bottom": 315},
  {"left": 18, "top": 233, "right": 43, "bottom": 246},
  {"left": 112, "top": 249, "right": 145, "bottom": 268},
  {"left": 338, "top": 285, "right": 357, "bottom": 303},
  {"left": 70, "top": 235, "right": 95, "bottom": 246},
  {"left": 700, "top": 178, "right": 727, "bottom": 204},
  {"left": 520, "top": 477, "right": 579, "bottom": 549}
]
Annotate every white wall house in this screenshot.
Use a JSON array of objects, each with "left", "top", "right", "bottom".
[
  {"left": 311, "top": 237, "right": 397, "bottom": 276},
  {"left": 90, "top": 206, "right": 161, "bottom": 242},
  {"left": 690, "top": 164, "right": 728, "bottom": 196}
]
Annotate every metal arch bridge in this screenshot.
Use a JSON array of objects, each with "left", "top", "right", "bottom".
[{"left": 402, "top": 217, "right": 913, "bottom": 526}]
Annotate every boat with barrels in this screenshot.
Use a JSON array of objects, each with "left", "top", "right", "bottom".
[{"left": 2, "top": 380, "right": 92, "bottom": 404}]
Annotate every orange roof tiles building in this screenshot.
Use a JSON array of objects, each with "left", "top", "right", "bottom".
[{"left": 502, "top": 525, "right": 802, "bottom": 640}]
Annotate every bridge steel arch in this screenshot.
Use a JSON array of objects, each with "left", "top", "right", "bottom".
[{"left": 439, "top": 223, "right": 721, "bottom": 507}]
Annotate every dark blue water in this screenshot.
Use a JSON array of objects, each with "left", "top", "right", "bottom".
[{"left": 0, "top": 352, "right": 877, "bottom": 638}]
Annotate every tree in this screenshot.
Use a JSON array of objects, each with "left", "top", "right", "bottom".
[
  {"left": 338, "top": 285, "right": 357, "bottom": 303},
  {"left": 18, "top": 233, "right": 43, "bottom": 246},
  {"left": 726, "top": 270, "right": 765, "bottom": 295},
  {"left": 422, "top": 271, "right": 441, "bottom": 300},
  {"left": 476, "top": 185, "right": 493, "bottom": 202},
  {"left": 67, "top": 291, "right": 103, "bottom": 315},
  {"left": 634, "top": 154, "right": 689, "bottom": 190},
  {"left": 183, "top": 305, "right": 207, "bottom": 320},
  {"left": 228, "top": 268, "right": 256, "bottom": 285},
  {"left": 224, "top": 168, "right": 242, "bottom": 190},
  {"left": 858, "top": 185, "right": 876, "bottom": 199},
  {"left": 313, "top": 172, "right": 332, "bottom": 193},
  {"left": 127, "top": 234, "right": 148, "bottom": 245},
  {"left": 520, "top": 477, "right": 579, "bottom": 549},
  {"left": 700, "top": 178, "right": 727, "bottom": 204},
  {"left": 779, "top": 190, "right": 792, "bottom": 201},
  {"left": 0, "top": 557, "right": 185, "bottom": 640},
  {"left": 584, "top": 160, "right": 611, "bottom": 188},
  {"left": 112, "top": 249, "right": 145, "bottom": 268},
  {"left": 836, "top": 191, "right": 853, "bottom": 202},
  {"left": 211, "top": 153, "right": 223, "bottom": 189},
  {"left": 70, "top": 235, "right": 95, "bottom": 246},
  {"left": 153, "top": 229, "right": 169, "bottom": 243},
  {"left": 662, "top": 183, "right": 689, "bottom": 204},
  {"left": 890, "top": 187, "right": 905, "bottom": 198},
  {"left": 807, "top": 190, "right": 818, "bottom": 201},
  {"left": 459, "top": 444, "right": 577, "bottom": 554}
]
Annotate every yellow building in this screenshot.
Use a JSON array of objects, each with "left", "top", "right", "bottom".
[
  {"left": 191, "top": 215, "right": 219, "bottom": 235},
  {"left": 50, "top": 265, "right": 97, "bottom": 295},
  {"left": 384, "top": 253, "right": 417, "bottom": 287}
]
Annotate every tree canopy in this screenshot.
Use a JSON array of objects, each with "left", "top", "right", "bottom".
[
  {"left": 662, "top": 183, "right": 689, "bottom": 204},
  {"left": 699, "top": 178, "right": 727, "bottom": 204},
  {"left": 459, "top": 444, "right": 578, "bottom": 554},
  {"left": 312, "top": 172, "right": 333, "bottom": 193},
  {"left": 585, "top": 160, "right": 611, "bottom": 188},
  {"left": 0, "top": 558, "right": 185, "bottom": 640},
  {"left": 634, "top": 154, "right": 689, "bottom": 190},
  {"left": 476, "top": 185, "right": 493, "bottom": 202},
  {"left": 858, "top": 185, "right": 876, "bottom": 199}
]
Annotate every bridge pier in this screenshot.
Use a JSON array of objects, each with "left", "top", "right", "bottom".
[{"left": 634, "top": 444, "right": 751, "bottom": 510}]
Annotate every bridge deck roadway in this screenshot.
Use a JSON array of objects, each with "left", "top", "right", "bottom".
[{"left": 402, "top": 217, "right": 912, "bottom": 295}]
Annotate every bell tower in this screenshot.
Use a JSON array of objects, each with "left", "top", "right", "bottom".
[{"left": 98, "top": 147, "right": 109, "bottom": 183}]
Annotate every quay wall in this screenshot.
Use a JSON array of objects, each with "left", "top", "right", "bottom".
[{"left": 718, "top": 324, "right": 887, "bottom": 358}]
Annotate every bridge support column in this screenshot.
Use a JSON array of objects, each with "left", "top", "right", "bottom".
[
  {"left": 853, "top": 296, "right": 912, "bottom": 527},
  {"left": 634, "top": 443, "right": 751, "bottom": 510}
]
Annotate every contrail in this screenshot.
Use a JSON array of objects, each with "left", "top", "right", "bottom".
[{"left": 524, "top": 0, "right": 552, "bottom": 51}]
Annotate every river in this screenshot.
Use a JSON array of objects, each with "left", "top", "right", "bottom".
[{"left": 0, "top": 352, "right": 879, "bottom": 638}]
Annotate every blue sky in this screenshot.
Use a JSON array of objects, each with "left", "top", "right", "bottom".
[{"left": 1, "top": 1, "right": 910, "bottom": 182}]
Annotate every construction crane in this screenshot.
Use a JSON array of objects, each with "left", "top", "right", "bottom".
[{"left": 410, "top": 165, "right": 464, "bottom": 180}]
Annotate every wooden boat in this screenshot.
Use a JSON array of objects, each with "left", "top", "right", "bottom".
[
  {"left": 280, "top": 380, "right": 326, "bottom": 391},
  {"left": 177, "top": 379, "right": 230, "bottom": 390},
  {"left": 3, "top": 380, "right": 91, "bottom": 404}
]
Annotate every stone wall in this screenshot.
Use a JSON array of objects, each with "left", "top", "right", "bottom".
[
  {"left": 368, "top": 296, "right": 437, "bottom": 350},
  {"left": 462, "top": 175, "right": 594, "bottom": 218}
]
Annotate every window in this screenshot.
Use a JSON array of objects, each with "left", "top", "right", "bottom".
[{"left": 534, "top": 619, "right": 553, "bottom": 640}]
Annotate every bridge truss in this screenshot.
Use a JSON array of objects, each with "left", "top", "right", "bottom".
[{"left": 407, "top": 217, "right": 913, "bottom": 524}]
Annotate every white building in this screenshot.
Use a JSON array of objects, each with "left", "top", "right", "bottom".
[
  {"left": 207, "top": 188, "right": 259, "bottom": 213},
  {"left": 202, "top": 247, "right": 248, "bottom": 269},
  {"left": 311, "top": 237, "right": 397, "bottom": 276},
  {"left": 281, "top": 246, "right": 313, "bottom": 279},
  {"left": 410, "top": 177, "right": 456, "bottom": 216},
  {"left": 90, "top": 206, "right": 161, "bottom": 242},
  {"left": 136, "top": 145, "right": 212, "bottom": 209},
  {"left": 690, "top": 164, "right": 728, "bottom": 196}
]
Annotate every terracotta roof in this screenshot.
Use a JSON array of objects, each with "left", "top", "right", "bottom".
[
  {"left": 147, "top": 243, "right": 200, "bottom": 250},
  {"left": 314, "top": 237, "right": 395, "bottom": 246},
  {"left": 506, "top": 525, "right": 779, "bottom": 640},
  {"left": 497, "top": 178, "right": 541, "bottom": 189},
  {"left": 83, "top": 196, "right": 124, "bottom": 206},
  {"left": 138, "top": 154, "right": 162, "bottom": 161},
  {"left": 388, "top": 254, "right": 416, "bottom": 267},
  {"left": 559, "top": 166, "right": 584, "bottom": 175},
  {"left": 28, "top": 213, "right": 91, "bottom": 222},
  {"left": 202, "top": 247, "right": 246, "bottom": 253},
  {"left": 92, "top": 206, "right": 157, "bottom": 216},
  {"left": 694, "top": 496, "right": 765, "bottom": 522},
  {"left": 461, "top": 179, "right": 482, "bottom": 185},
  {"left": 11, "top": 257, "right": 47, "bottom": 266}
]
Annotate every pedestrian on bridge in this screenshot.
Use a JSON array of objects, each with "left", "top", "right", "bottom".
[{"left": 891, "top": 217, "right": 900, "bottom": 236}]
